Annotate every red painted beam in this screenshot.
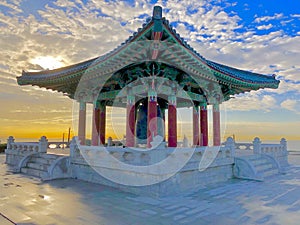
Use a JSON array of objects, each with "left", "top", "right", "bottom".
[
  {"left": 200, "top": 105, "right": 208, "bottom": 146},
  {"left": 147, "top": 96, "right": 157, "bottom": 148},
  {"left": 213, "top": 105, "right": 221, "bottom": 146},
  {"left": 193, "top": 106, "right": 200, "bottom": 146},
  {"left": 126, "top": 101, "right": 135, "bottom": 147},
  {"left": 91, "top": 102, "right": 100, "bottom": 146},
  {"left": 168, "top": 103, "right": 177, "bottom": 147},
  {"left": 99, "top": 102, "right": 106, "bottom": 145},
  {"left": 78, "top": 102, "right": 86, "bottom": 145}
]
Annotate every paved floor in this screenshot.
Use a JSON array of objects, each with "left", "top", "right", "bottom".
[{"left": 1, "top": 153, "right": 300, "bottom": 225}]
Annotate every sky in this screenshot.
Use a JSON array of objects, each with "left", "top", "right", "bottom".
[{"left": 0, "top": 0, "right": 299, "bottom": 143}]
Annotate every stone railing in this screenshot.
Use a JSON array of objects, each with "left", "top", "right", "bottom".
[
  {"left": 235, "top": 143, "right": 253, "bottom": 150},
  {"left": 5, "top": 136, "right": 70, "bottom": 151},
  {"left": 6, "top": 136, "right": 48, "bottom": 153},
  {"left": 223, "top": 137, "right": 289, "bottom": 169},
  {"left": 48, "top": 142, "right": 69, "bottom": 149},
  {"left": 70, "top": 137, "right": 234, "bottom": 168},
  {"left": 223, "top": 137, "right": 288, "bottom": 156},
  {"left": 222, "top": 138, "right": 253, "bottom": 152},
  {"left": 253, "top": 137, "right": 289, "bottom": 170},
  {"left": 252, "top": 137, "right": 288, "bottom": 156},
  {"left": 5, "top": 136, "right": 48, "bottom": 166}
]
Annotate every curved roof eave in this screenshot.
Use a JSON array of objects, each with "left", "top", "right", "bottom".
[
  {"left": 17, "top": 6, "right": 279, "bottom": 95},
  {"left": 17, "top": 19, "right": 154, "bottom": 84},
  {"left": 160, "top": 18, "right": 279, "bottom": 88}
]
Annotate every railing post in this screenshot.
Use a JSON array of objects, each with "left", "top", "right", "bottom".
[
  {"left": 7, "top": 136, "right": 15, "bottom": 150},
  {"left": 38, "top": 136, "right": 48, "bottom": 153},
  {"left": 107, "top": 137, "right": 113, "bottom": 147},
  {"left": 253, "top": 137, "right": 261, "bottom": 154},
  {"left": 183, "top": 135, "right": 189, "bottom": 147},
  {"left": 225, "top": 137, "right": 235, "bottom": 157},
  {"left": 280, "top": 138, "right": 287, "bottom": 152},
  {"left": 70, "top": 137, "right": 77, "bottom": 159}
]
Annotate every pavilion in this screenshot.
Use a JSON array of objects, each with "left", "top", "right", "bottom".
[
  {"left": 17, "top": 6, "right": 279, "bottom": 149},
  {"left": 7, "top": 6, "right": 289, "bottom": 197}
]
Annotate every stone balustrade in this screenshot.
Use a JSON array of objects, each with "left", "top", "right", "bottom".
[
  {"left": 6, "top": 136, "right": 48, "bottom": 154},
  {"left": 5, "top": 136, "right": 48, "bottom": 166},
  {"left": 260, "top": 144, "right": 286, "bottom": 154},
  {"left": 222, "top": 139, "right": 253, "bottom": 151},
  {"left": 235, "top": 143, "right": 253, "bottom": 150},
  {"left": 222, "top": 137, "right": 289, "bottom": 169},
  {"left": 48, "top": 142, "right": 70, "bottom": 149},
  {"left": 70, "top": 137, "right": 233, "bottom": 167},
  {"left": 222, "top": 137, "right": 288, "bottom": 155},
  {"left": 253, "top": 137, "right": 288, "bottom": 155},
  {"left": 5, "top": 136, "right": 69, "bottom": 150}
]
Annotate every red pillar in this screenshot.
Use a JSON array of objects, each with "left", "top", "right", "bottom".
[
  {"left": 126, "top": 96, "right": 135, "bottom": 147},
  {"left": 200, "top": 103, "right": 208, "bottom": 146},
  {"left": 99, "top": 101, "right": 106, "bottom": 145},
  {"left": 147, "top": 92, "right": 157, "bottom": 148},
  {"left": 161, "top": 107, "right": 166, "bottom": 141},
  {"left": 78, "top": 101, "right": 86, "bottom": 145},
  {"left": 91, "top": 101, "right": 100, "bottom": 146},
  {"left": 213, "top": 104, "right": 221, "bottom": 146},
  {"left": 193, "top": 105, "right": 200, "bottom": 146},
  {"left": 168, "top": 96, "right": 177, "bottom": 147}
]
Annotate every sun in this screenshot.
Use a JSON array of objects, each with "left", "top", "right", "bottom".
[{"left": 31, "top": 56, "right": 64, "bottom": 70}]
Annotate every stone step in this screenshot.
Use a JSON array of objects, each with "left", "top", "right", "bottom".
[
  {"left": 235, "top": 154, "right": 281, "bottom": 181},
  {"left": 255, "top": 163, "right": 273, "bottom": 172},
  {"left": 27, "top": 162, "right": 49, "bottom": 171},
  {"left": 257, "top": 168, "right": 279, "bottom": 178},
  {"left": 245, "top": 155, "right": 261, "bottom": 160},
  {"left": 249, "top": 158, "right": 268, "bottom": 166},
  {"left": 29, "top": 157, "right": 55, "bottom": 165},
  {"left": 39, "top": 153, "right": 60, "bottom": 160},
  {"left": 21, "top": 167, "right": 47, "bottom": 178},
  {"left": 263, "top": 168, "right": 279, "bottom": 177}
]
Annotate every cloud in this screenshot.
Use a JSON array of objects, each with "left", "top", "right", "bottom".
[
  {"left": 224, "top": 92, "right": 277, "bottom": 112},
  {"left": 291, "top": 14, "right": 300, "bottom": 18},
  {"left": 257, "top": 24, "right": 273, "bottom": 30},
  {"left": 281, "top": 99, "right": 300, "bottom": 114},
  {"left": 254, "top": 13, "right": 284, "bottom": 23}
]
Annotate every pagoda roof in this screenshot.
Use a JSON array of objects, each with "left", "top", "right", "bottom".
[{"left": 17, "top": 6, "right": 279, "bottom": 100}]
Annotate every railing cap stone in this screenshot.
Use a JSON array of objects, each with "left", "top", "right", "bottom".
[{"left": 39, "top": 136, "right": 48, "bottom": 142}]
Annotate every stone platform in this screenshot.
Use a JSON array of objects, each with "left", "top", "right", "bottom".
[
  {"left": 1, "top": 153, "right": 300, "bottom": 225},
  {"left": 5, "top": 137, "right": 289, "bottom": 198},
  {"left": 70, "top": 144, "right": 234, "bottom": 197}
]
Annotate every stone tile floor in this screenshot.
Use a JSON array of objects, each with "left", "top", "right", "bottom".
[{"left": 1, "top": 153, "right": 300, "bottom": 225}]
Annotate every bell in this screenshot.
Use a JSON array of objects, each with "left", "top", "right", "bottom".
[{"left": 135, "top": 99, "right": 165, "bottom": 144}]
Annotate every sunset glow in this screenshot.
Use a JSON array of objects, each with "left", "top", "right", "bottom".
[{"left": 30, "top": 56, "right": 65, "bottom": 70}]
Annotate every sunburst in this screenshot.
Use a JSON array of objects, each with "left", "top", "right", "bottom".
[{"left": 31, "top": 56, "right": 64, "bottom": 70}]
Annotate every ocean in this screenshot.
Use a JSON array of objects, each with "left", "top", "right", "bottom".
[
  {"left": 264, "top": 140, "right": 300, "bottom": 152},
  {"left": 286, "top": 140, "right": 300, "bottom": 151}
]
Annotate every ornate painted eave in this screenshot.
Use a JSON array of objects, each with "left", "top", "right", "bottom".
[
  {"left": 17, "top": 6, "right": 279, "bottom": 99},
  {"left": 160, "top": 17, "right": 279, "bottom": 89}
]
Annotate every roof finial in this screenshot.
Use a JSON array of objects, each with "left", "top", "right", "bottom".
[{"left": 153, "top": 6, "right": 162, "bottom": 19}]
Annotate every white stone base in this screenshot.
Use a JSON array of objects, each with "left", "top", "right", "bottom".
[
  {"left": 71, "top": 163, "right": 233, "bottom": 197},
  {"left": 70, "top": 146, "right": 234, "bottom": 197}
]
